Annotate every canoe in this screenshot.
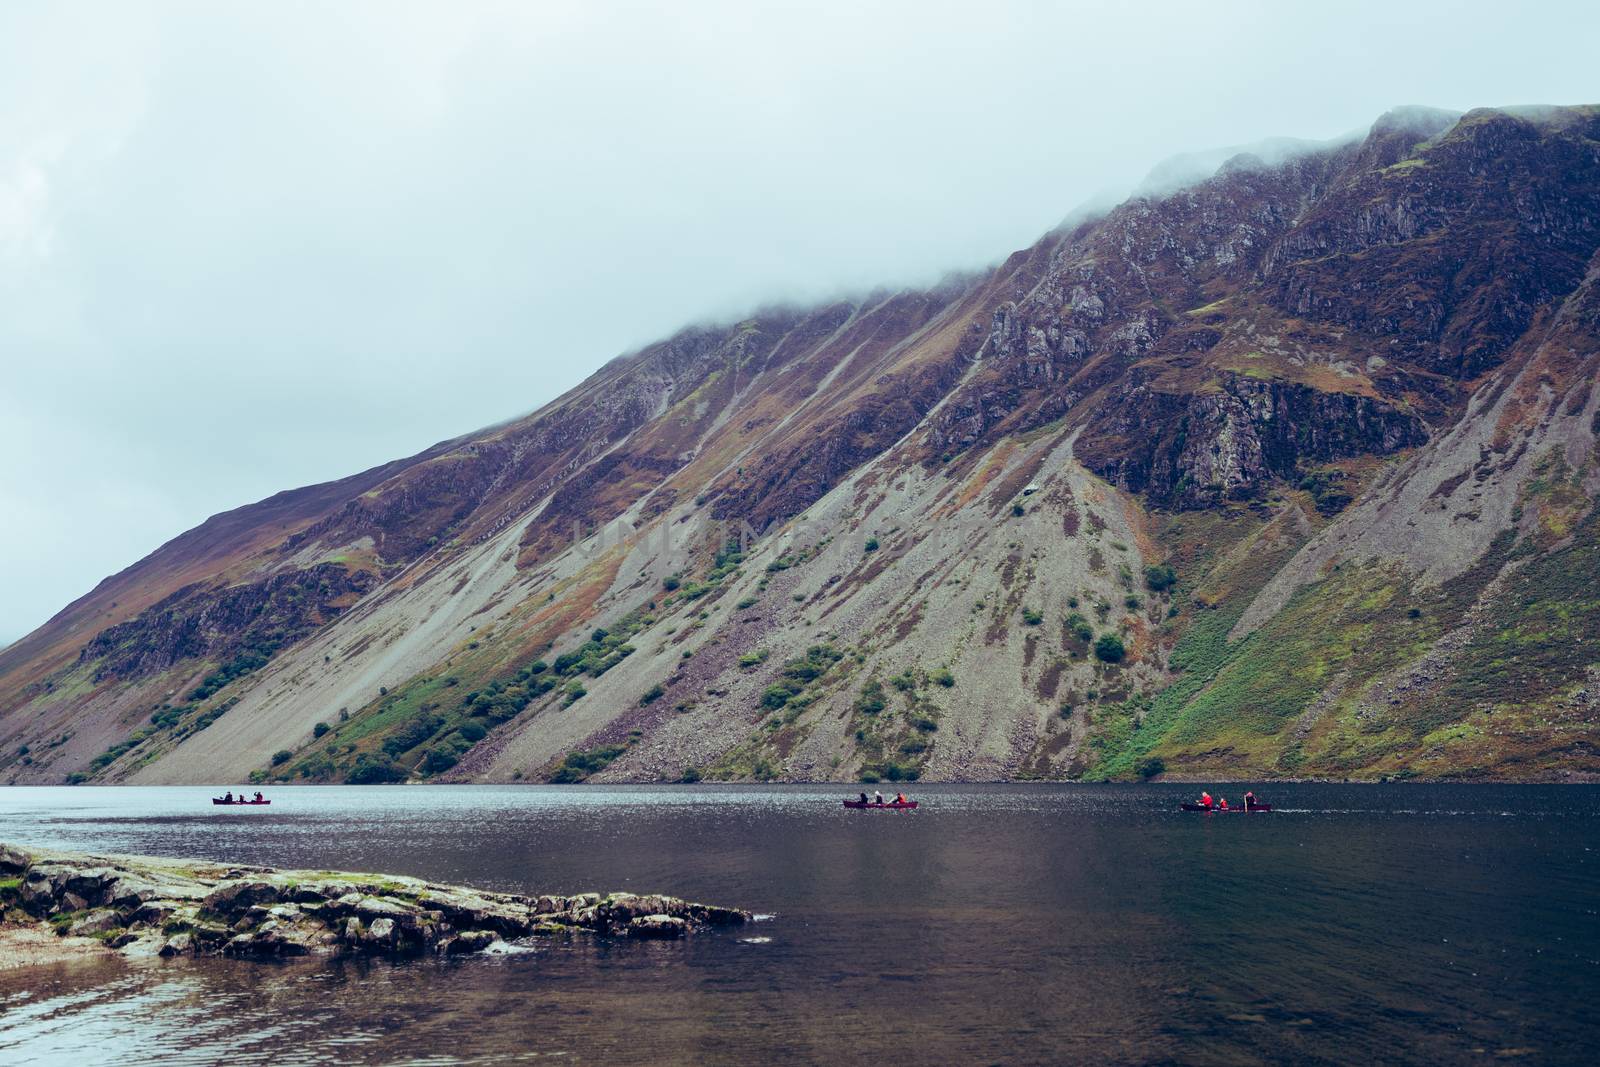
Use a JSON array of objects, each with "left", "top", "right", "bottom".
[
  {"left": 1179, "top": 802, "right": 1271, "bottom": 812},
  {"left": 212, "top": 799, "right": 271, "bottom": 806},
  {"left": 843, "top": 800, "right": 917, "bottom": 809}
]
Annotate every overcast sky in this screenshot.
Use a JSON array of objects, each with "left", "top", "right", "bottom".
[{"left": 3, "top": 0, "right": 1597, "bottom": 645}]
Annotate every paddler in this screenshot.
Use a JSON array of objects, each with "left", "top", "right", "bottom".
[
  {"left": 1198, "top": 790, "right": 1213, "bottom": 810},
  {"left": 873, "top": 789, "right": 884, "bottom": 805},
  {"left": 1244, "top": 790, "right": 1256, "bottom": 811}
]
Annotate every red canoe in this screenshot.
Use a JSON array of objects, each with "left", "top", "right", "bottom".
[
  {"left": 1179, "top": 802, "right": 1271, "bottom": 812},
  {"left": 212, "top": 798, "right": 271, "bottom": 806},
  {"left": 843, "top": 800, "right": 917, "bottom": 810}
]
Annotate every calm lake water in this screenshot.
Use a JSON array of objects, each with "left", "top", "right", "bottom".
[{"left": 1, "top": 783, "right": 1597, "bottom": 1065}]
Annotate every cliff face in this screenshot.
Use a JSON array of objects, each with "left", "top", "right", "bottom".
[{"left": 4, "top": 104, "right": 1599, "bottom": 786}]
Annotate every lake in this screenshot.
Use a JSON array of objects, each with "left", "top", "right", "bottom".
[{"left": 1, "top": 783, "right": 1597, "bottom": 1065}]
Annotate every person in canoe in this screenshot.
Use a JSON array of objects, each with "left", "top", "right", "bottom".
[
  {"left": 1243, "top": 790, "right": 1257, "bottom": 811},
  {"left": 252, "top": 791, "right": 264, "bottom": 803},
  {"left": 1197, "top": 791, "right": 1214, "bottom": 810},
  {"left": 858, "top": 791, "right": 869, "bottom": 805},
  {"left": 222, "top": 791, "right": 234, "bottom": 803},
  {"left": 894, "top": 792, "right": 908, "bottom": 805},
  {"left": 873, "top": 790, "right": 885, "bottom": 805},
  {"left": 1217, "top": 796, "right": 1230, "bottom": 811}
]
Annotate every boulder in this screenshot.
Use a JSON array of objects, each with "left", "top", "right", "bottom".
[
  {"left": 204, "top": 880, "right": 281, "bottom": 912},
  {"left": 63, "top": 867, "right": 117, "bottom": 905},
  {"left": 68, "top": 909, "right": 124, "bottom": 937},
  {"left": 0, "top": 844, "right": 31, "bottom": 876},
  {"left": 365, "top": 917, "right": 397, "bottom": 948},
  {"left": 626, "top": 914, "right": 688, "bottom": 939},
  {"left": 442, "top": 929, "right": 498, "bottom": 955},
  {"left": 159, "top": 932, "right": 195, "bottom": 957}
]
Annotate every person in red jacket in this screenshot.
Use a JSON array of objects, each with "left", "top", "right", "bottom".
[
  {"left": 1218, "top": 797, "right": 1230, "bottom": 811},
  {"left": 1198, "top": 791, "right": 1214, "bottom": 810}
]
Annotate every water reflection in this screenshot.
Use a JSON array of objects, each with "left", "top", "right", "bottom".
[{"left": 2, "top": 784, "right": 1597, "bottom": 1064}]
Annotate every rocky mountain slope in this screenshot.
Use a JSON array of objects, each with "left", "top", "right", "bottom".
[{"left": 4, "top": 104, "right": 1599, "bottom": 785}]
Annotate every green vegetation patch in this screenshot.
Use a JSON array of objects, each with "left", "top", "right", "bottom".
[{"left": 551, "top": 745, "right": 627, "bottom": 784}]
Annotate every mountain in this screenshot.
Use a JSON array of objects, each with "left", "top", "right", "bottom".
[{"left": 5, "top": 104, "right": 1599, "bottom": 787}]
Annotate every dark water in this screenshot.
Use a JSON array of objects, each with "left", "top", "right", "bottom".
[{"left": 1, "top": 784, "right": 1597, "bottom": 1065}]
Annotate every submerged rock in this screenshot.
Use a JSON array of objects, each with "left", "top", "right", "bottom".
[{"left": 0, "top": 843, "right": 751, "bottom": 965}]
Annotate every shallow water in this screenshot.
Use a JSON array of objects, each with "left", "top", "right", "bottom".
[{"left": 1, "top": 783, "right": 1596, "bottom": 1065}]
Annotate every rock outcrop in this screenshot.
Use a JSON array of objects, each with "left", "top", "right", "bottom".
[{"left": 0, "top": 844, "right": 749, "bottom": 962}]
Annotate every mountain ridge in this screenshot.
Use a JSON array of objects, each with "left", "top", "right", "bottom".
[{"left": 5, "top": 103, "right": 1599, "bottom": 786}]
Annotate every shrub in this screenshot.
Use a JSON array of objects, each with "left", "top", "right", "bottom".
[
  {"left": 890, "top": 671, "right": 916, "bottom": 692},
  {"left": 759, "top": 683, "right": 795, "bottom": 709},
  {"left": 298, "top": 753, "right": 335, "bottom": 779},
  {"left": 382, "top": 713, "right": 443, "bottom": 758},
  {"left": 346, "top": 754, "right": 407, "bottom": 784},
  {"left": 1124, "top": 595, "right": 1142, "bottom": 610},
  {"left": 1136, "top": 756, "right": 1166, "bottom": 780},
  {"left": 864, "top": 536, "right": 880, "bottom": 552},
  {"left": 419, "top": 748, "right": 458, "bottom": 775},
  {"left": 455, "top": 721, "right": 488, "bottom": 743},
  {"left": 639, "top": 684, "right": 666, "bottom": 706},
  {"left": 1012, "top": 503, "right": 1026, "bottom": 517},
  {"left": 899, "top": 738, "right": 928, "bottom": 755},
  {"left": 271, "top": 750, "right": 292, "bottom": 766},
  {"left": 738, "top": 649, "right": 770, "bottom": 669},
  {"left": 1022, "top": 607, "right": 1043, "bottom": 626},
  {"left": 551, "top": 745, "right": 627, "bottom": 783},
  {"left": 188, "top": 646, "right": 274, "bottom": 702},
  {"left": 881, "top": 761, "right": 919, "bottom": 782},
  {"left": 736, "top": 596, "right": 758, "bottom": 610},
  {"left": 662, "top": 575, "right": 681, "bottom": 591},
  {"left": 912, "top": 716, "right": 939, "bottom": 732},
  {"left": 854, "top": 681, "right": 887, "bottom": 715},
  {"left": 312, "top": 722, "right": 330, "bottom": 738},
  {"left": 930, "top": 668, "right": 955, "bottom": 688},
  {"left": 1094, "top": 633, "right": 1126, "bottom": 663},
  {"left": 679, "top": 765, "right": 703, "bottom": 784},
  {"left": 1065, "top": 613, "right": 1094, "bottom": 642},
  {"left": 1144, "top": 564, "right": 1177, "bottom": 592}
]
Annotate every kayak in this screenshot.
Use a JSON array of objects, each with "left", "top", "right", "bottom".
[
  {"left": 1180, "top": 802, "right": 1271, "bottom": 812},
  {"left": 212, "top": 798, "right": 271, "bottom": 806},
  {"left": 843, "top": 800, "right": 917, "bottom": 809}
]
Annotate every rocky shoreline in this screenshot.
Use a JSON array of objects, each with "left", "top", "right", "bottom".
[{"left": 0, "top": 843, "right": 750, "bottom": 964}]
